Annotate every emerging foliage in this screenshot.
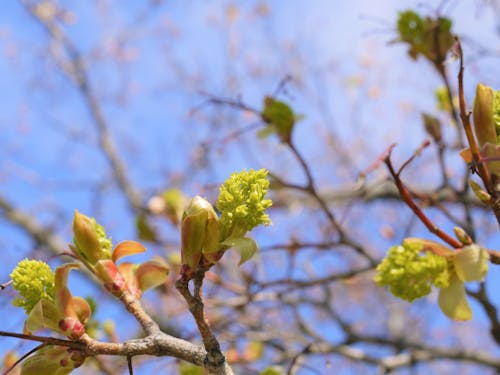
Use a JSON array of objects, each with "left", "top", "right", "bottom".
[
  {"left": 180, "top": 168, "right": 272, "bottom": 278},
  {"left": 396, "top": 10, "right": 454, "bottom": 67}
]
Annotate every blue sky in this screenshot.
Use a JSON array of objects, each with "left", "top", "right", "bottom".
[{"left": 1, "top": 1, "right": 500, "bottom": 374}]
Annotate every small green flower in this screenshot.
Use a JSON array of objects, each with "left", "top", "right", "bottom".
[
  {"left": 11, "top": 259, "right": 55, "bottom": 314},
  {"left": 374, "top": 242, "right": 450, "bottom": 302},
  {"left": 216, "top": 168, "right": 272, "bottom": 240},
  {"left": 376, "top": 240, "right": 490, "bottom": 321}
]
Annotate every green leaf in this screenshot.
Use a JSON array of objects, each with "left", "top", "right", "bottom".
[
  {"left": 257, "top": 125, "right": 277, "bottom": 139},
  {"left": 453, "top": 245, "right": 489, "bottom": 282},
  {"left": 261, "top": 96, "right": 296, "bottom": 142},
  {"left": 24, "top": 299, "right": 61, "bottom": 334},
  {"left": 21, "top": 346, "right": 85, "bottom": 375},
  {"left": 221, "top": 237, "right": 258, "bottom": 266},
  {"left": 438, "top": 274, "right": 472, "bottom": 321}
]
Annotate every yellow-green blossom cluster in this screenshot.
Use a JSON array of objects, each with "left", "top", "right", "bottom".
[
  {"left": 216, "top": 168, "right": 272, "bottom": 239},
  {"left": 10, "top": 259, "right": 55, "bottom": 313},
  {"left": 374, "top": 243, "right": 450, "bottom": 302},
  {"left": 92, "top": 218, "right": 112, "bottom": 255}
]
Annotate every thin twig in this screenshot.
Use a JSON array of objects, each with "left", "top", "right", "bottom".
[
  {"left": 20, "top": 1, "right": 143, "bottom": 213},
  {"left": 384, "top": 146, "right": 462, "bottom": 249},
  {"left": 127, "top": 355, "right": 134, "bottom": 375},
  {"left": 2, "top": 343, "right": 46, "bottom": 375},
  {"left": 0, "top": 280, "right": 13, "bottom": 290}
]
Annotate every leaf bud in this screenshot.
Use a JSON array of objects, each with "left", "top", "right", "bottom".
[
  {"left": 72, "top": 210, "right": 112, "bottom": 265},
  {"left": 180, "top": 196, "right": 220, "bottom": 277}
]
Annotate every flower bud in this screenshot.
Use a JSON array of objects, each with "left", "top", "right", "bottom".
[
  {"left": 453, "top": 227, "right": 472, "bottom": 246},
  {"left": 94, "top": 260, "right": 128, "bottom": 297},
  {"left": 72, "top": 210, "right": 111, "bottom": 264},
  {"left": 469, "top": 180, "right": 491, "bottom": 204},
  {"left": 422, "top": 113, "right": 442, "bottom": 143},
  {"left": 181, "top": 196, "right": 220, "bottom": 277},
  {"left": 473, "top": 83, "right": 496, "bottom": 147},
  {"left": 58, "top": 317, "right": 85, "bottom": 340}
]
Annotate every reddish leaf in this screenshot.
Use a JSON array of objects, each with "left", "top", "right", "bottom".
[
  {"left": 112, "top": 241, "right": 146, "bottom": 263},
  {"left": 459, "top": 147, "right": 472, "bottom": 163},
  {"left": 135, "top": 258, "right": 170, "bottom": 294},
  {"left": 72, "top": 296, "right": 92, "bottom": 325}
]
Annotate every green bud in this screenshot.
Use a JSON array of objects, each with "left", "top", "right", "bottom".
[
  {"left": 181, "top": 196, "right": 220, "bottom": 276},
  {"left": 469, "top": 180, "right": 491, "bottom": 204},
  {"left": 473, "top": 83, "right": 496, "bottom": 147},
  {"left": 453, "top": 227, "right": 472, "bottom": 246},
  {"left": 422, "top": 113, "right": 442, "bottom": 143},
  {"left": 72, "top": 210, "right": 112, "bottom": 264},
  {"left": 469, "top": 83, "right": 500, "bottom": 177}
]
